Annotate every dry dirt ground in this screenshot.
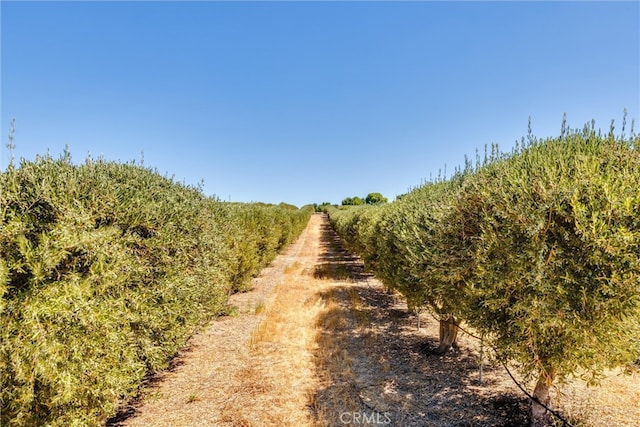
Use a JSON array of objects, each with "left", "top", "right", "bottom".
[{"left": 109, "top": 214, "right": 639, "bottom": 427}]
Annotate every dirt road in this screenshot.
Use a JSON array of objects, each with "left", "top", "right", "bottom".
[{"left": 109, "top": 214, "right": 639, "bottom": 427}]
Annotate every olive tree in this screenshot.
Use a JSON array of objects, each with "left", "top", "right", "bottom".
[
  {"left": 452, "top": 129, "right": 640, "bottom": 426},
  {"left": 365, "top": 192, "right": 388, "bottom": 205}
]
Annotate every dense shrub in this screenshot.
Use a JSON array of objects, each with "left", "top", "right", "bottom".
[
  {"left": 223, "top": 202, "right": 311, "bottom": 292},
  {"left": 328, "top": 122, "right": 640, "bottom": 426},
  {"left": 448, "top": 129, "right": 640, "bottom": 424},
  {"left": 0, "top": 154, "right": 312, "bottom": 426}
]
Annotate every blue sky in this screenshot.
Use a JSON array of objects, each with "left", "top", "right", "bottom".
[{"left": 1, "top": 1, "right": 638, "bottom": 207}]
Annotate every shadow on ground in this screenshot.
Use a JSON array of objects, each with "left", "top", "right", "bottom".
[
  {"left": 311, "top": 215, "right": 529, "bottom": 427},
  {"left": 106, "top": 349, "right": 191, "bottom": 426},
  {"left": 312, "top": 219, "right": 372, "bottom": 282}
]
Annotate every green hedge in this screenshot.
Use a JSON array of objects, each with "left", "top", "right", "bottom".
[
  {"left": 327, "top": 122, "right": 640, "bottom": 423},
  {"left": 0, "top": 154, "right": 312, "bottom": 426}
]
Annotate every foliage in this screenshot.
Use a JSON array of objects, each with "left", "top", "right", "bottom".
[
  {"left": 327, "top": 118, "right": 640, "bottom": 422},
  {"left": 340, "top": 193, "right": 389, "bottom": 206},
  {"left": 365, "top": 192, "right": 388, "bottom": 205},
  {"left": 0, "top": 154, "right": 312, "bottom": 426},
  {"left": 314, "top": 202, "right": 333, "bottom": 212},
  {"left": 341, "top": 196, "right": 365, "bottom": 206},
  {"left": 454, "top": 128, "right": 640, "bottom": 384}
]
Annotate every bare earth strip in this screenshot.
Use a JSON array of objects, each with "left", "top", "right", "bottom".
[{"left": 112, "top": 213, "right": 639, "bottom": 427}]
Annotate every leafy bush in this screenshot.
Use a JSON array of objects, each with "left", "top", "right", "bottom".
[
  {"left": 448, "top": 128, "right": 640, "bottom": 424},
  {"left": 0, "top": 154, "right": 312, "bottom": 426},
  {"left": 327, "top": 120, "right": 640, "bottom": 426}
]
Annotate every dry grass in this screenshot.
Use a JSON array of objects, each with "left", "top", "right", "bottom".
[
  {"left": 114, "top": 217, "right": 318, "bottom": 427},
  {"left": 223, "top": 273, "right": 326, "bottom": 426},
  {"left": 253, "top": 301, "right": 266, "bottom": 315},
  {"left": 553, "top": 367, "right": 640, "bottom": 426},
  {"left": 314, "top": 262, "right": 352, "bottom": 280},
  {"left": 311, "top": 288, "right": 363, "bottom": 425},
  {"left": 219, "top": 216, "right": 330, "bottom": 426},
  {"left": 114, "top": 214, "right": 640, "bottom": 427},
  {"left": 307, "top": 218, "right": 640, "bottom": 427},
  {"left": 283, "top": 261, "right": 301, "bottom": 275}
]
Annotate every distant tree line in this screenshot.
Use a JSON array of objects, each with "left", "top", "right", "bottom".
[{"left": 342, "top": 192, "right": 388, "bottom": 206}]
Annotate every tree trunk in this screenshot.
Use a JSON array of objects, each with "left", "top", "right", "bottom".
[
  {"left": 435, "top": 315, "right": 459, "bottom": 354},
  {"left": 530, "top": 369, "right": 555, "bottom": 427}
]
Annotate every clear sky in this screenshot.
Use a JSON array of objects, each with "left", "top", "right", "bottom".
[{"left": 1, "top": 1, "right": 638, "bottom": 207}]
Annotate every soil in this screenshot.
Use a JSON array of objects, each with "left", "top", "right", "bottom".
[{"left": 108, "top": 214, "right": 639, "bottom": 427}]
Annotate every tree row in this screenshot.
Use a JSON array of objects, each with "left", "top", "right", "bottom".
[
  {"left": 0, "top": 153, "right": 313, "bottom": 426},
  {"left": 327, "top": 121, "right": 639, "bottom": 426}
]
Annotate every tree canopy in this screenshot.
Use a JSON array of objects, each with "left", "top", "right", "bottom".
[
  {"left": 341, "top": 196, "right": 364, "bottom": 206},
  {"left": 365, "top": 192, "right": 388, "bottom": 205},
  {"left": 342, "top": 193, "right": 388, "bottom": 206}
]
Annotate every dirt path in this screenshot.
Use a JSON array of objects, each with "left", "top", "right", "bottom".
[{"left": 110, "top": 214, "right": 639, "bottom": 427}]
